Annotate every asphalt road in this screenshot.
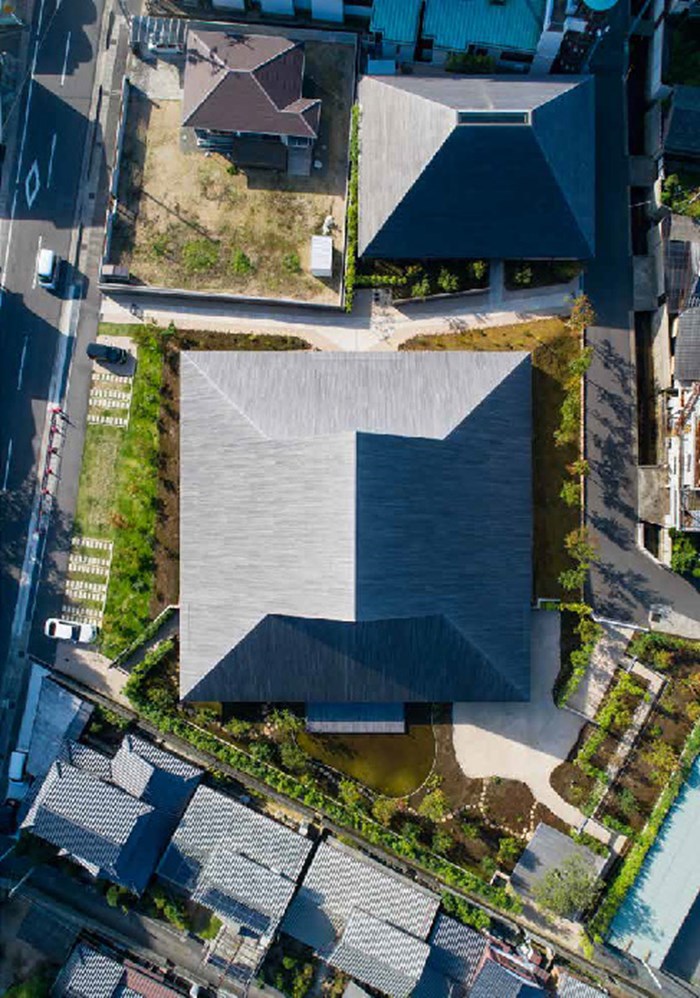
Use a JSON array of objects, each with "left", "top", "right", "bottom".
[
  {"left": 0, "top": 0, "right": 107, "bottom": 773},
  {"left": 584, "top": 1, "right": 700, "bottom": 632}
]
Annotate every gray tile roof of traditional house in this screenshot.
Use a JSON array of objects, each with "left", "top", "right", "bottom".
[
  {"left": 675, "top": 308, "right": 700, "bottom": 383},
  {"left": 556, "top": 971, "right": 606, "bottom": 998},
  {"left": 21, "top": 759, "right": 168, "bottom": 894},
  {"left": 183, "top": 30, "right": 321, "bottom": 139},
  {"left": 414, "top": 914, "right": 488, "bottom": 997},
  {"left": 282, "top": 837, "right": 440, "bottom": 952},
  {"left": 510, "top": 823, "right": 607, "bottom": 903},
  {"left": 26, "top": 677, "right": 92, "bottom": 779},
  {"left": 329, "top": 909, "right": 431, "bottom": 998},
  {"left": 358, "top": 74, "right": 595, "bottom": 260},
  {"left": 666, "top": 86, "right": 700, "bottom": 160},
  {"left": 22, "top": 735, "right": 201, "bottom": 894},
  {"left": 180, "top": 351, "right": 532, "bottom": 705},
  {"left": 53, "top": 942, "right": 182, "bottom": 998},
  {"left": 157, "top": 784, "right": 311, "bottom": 936},
  {"left": 469, "top": 959, "right": 543, "bottom": 997}
]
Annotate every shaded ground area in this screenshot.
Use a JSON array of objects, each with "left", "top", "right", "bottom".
[
  {"left": 298, "top": 706, "right": 434, "bottom": 797},
  {"left": 112, "top": 41, "right": 354, "bottom": 301},
  {"left": 401, "top": 317, "right": 580, "bottom": 597}
]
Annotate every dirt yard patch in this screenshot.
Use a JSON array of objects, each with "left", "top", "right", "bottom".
[{"left": 112, "top": 41, "right": 355, "bottom": 302}]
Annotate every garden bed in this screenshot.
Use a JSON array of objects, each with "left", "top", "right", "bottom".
[
  {"left": 504, "top": 260, "right": 581, "bottom": 291},
  {"left": 356, "top": 258, "right": 489, "bottom": 299},
  {"left": 401, "top": 317, "right": 581, "bottom": 596}
]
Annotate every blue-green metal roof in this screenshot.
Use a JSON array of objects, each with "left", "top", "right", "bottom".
[
  {"left": 423, "top": 0, "right": 547, "bottom": 56},
  {"left": 370, "top": 0, "right": 422, "bottom": 46}
]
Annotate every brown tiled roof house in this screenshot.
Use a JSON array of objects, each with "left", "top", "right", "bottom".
[{"left": 182, "top": 30, "right": 321, "bottom": 170}]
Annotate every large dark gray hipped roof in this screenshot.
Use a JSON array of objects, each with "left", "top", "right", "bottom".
[
  {"left": 180, "top": 351, "right": 532, "bottom": 703},
  {"left": 358, "top": 74, "right": 595, "bottom": 260}
]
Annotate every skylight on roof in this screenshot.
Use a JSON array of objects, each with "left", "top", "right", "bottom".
[{"left": 457, "top": 110, "right": 530, "bottom": 125}]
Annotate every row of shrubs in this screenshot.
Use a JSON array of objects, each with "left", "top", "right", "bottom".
[
  {"left": 355, "top": 260, "right": 488, "bottom": 299},
  {"left": 554, "top": 603, "right": 603, "bottom": 707},
  {"left": 124, "top": 641, "right": 521, "bottom": 914},
  {"left": 575, "top": 672, "right": 646, "bottom": 782},
  {"left": 343, "top": 103, "right": 360, "bottom": 313},
  {"left": 589, "top": 720, "right": 700, "bottom": 940},
  {"left": 111, "top": 604, "right": 177, "bottom": 669}
]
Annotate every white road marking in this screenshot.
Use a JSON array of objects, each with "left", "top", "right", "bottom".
[
  {"left": 2, "top": 439, "right": 13, "bottom": 492},
  {"left": 60, "top": 32, "right": 71, "bottom": 86},
  {"left": 47, "top": 133, "right": 57, "bottom": 187},
  {"left": 17, "top": 336, "right": 28, "bottom": 390},
  {"left": 24, "top": 159, "right": 40, "bottom": 208}
]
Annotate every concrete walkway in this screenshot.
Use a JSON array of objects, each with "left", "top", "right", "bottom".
[
  {"left": 567, "top": 622, "right": 635, "bottom": 721},
  {"left": 453, "top": 612, "right": 593, "bottom": 831},
  {"left": 100, "top": 279, "right": 579, "bottom": 353},
  {"left": 51, "top": 645, "right": 128, "bottom": 703}
]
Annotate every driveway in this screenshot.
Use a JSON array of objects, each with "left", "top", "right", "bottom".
[{"left": 452, "top": 611, "right": 585, "bottom": 828}]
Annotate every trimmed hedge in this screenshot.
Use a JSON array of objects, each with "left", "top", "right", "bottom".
[
  {"left": 125, "top": 642, "right": 521, "bottom": 914},
  {"left": 589, "top": 721, "right": 700, "bottom": 939},
  {"left": 343, "top": 103, "right": 359, "bottom": 314}
]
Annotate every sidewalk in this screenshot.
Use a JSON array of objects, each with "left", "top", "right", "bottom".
[
  {"left": 566, "top": 622, "right": 634, "bottom": 720},
  {"left": 99, "top": 281, "right": 578, "bottom": 352}
]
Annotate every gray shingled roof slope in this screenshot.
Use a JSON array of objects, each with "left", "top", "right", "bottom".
[
  {"left": 675, "top": 308, "right": 700, "bottom": 383},
  {"left": 21, "top": 760, "right": 165, "bottom": 893},
  {"left": 111, "top": 733, "right": 202, "bottom": 814},
  {"left": 180, "top": 351, "right": 532, "bottom": 704},
  {"left": 53, "top": 943, "right": 123, "bottom": 998},
  {"left": 358, "top": 74, "right": 595, "bottom": 260},
  {"left": 26, "top": 678, "right": 92, "bottom": 779},
  {"left": 329, "top": 909, "right": 431, "bottom": 998},
  {"left": 282, "top": 838, "right": 439, "bottom": 951},
  {"left": 183, "top": 30, "right": 320, "bottom": 138},
  {"left": 666, "top": 86, "right": 700, "bottom": 158},
  {"left": 158, "top": 785, "right": 311, "bottom": 932},
  {"left": 470, "top": 960, "right": 543, "bottom": 997},
  {"left": 557, "top": 972, "right": 606, "bottom": 998},
  {"left": 423, "top": 914, "right": 488, "bottom": 988}
]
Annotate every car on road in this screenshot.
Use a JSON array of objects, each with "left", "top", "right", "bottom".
[
  {"left": 86, "top": 342, "right": 129, "bottom": 365},
  {"left": 44, "top": 618, "right": 97, "bottom": 643},
  {"left": 36, "top": 247, "right": 60, "bottom": 290}
]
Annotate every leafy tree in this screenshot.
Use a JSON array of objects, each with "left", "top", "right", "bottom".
[
  {"left": 514, "top": 265, "right": 533, "bottom": 287},
  {"left": 437, "top": 268, "right": 459, "bottom": 293},
  {"left": 671, "top": 530, "right": 700, "bottom": 577},
  {"left": 270, "top": 708, "right": 304, "bottom": 735},
  {"left": 372, "top": 796, "right": 399, "bottom": 826},
  {"left": 411, "top": 276, "right": 431, "bottom": 298},
  {"left": 567, "top": 346, "right": 594, "bottom": 382},
  {"left": 432, "top": 829, "right": 454, "bottom": 855},
  {"left": 401, "top": 820, "right": 423, "bottom": 847},
  {"left": 560, "top": 480, "right": 581, "bottom": 507},
  {"left": 418, "top": 789, "right": 449, "bottom": 821},
  {"left": 338, "top": 779, "right": 364, "bottom": 810},
  {"left": 461, "top": 819, "right": 479, "bottom": 839},
  {"left": 559, "top": 565, "right": 588, "bottom": 591},
  {"left": 249, "top": 739, "right": 276, "bottom": 764},
  {"left": 471, "top": 260, "right": 488, "bottom": 281},
  {"left": 231, "top": 248, "right": 253, "bottom": 275},
  {"left": 568, "top": 458, "right": 590, "bottom": 477},
  {"left": 496, "top": 836, "right": 523, "bottom": 866},
  {"left": 568, "top": 293, "right": 596, "bottom": 331},
  {"left": 565, "top": 527, "right": 597, "bottom": 565},
  {"left": 5, "top": 970, "right": 53, "bottom": 998},
  {"left": 642, "top": 741, "right": 679, "bottom": 784},
  {"left": 532, "top": 854, "right": 599, "bottom": 919},
  {"left": 225, "top": 715, "right": 252, "bottom": 739},
  {"left": 279, "top": 740, "right": 309, "bottom": 774}
]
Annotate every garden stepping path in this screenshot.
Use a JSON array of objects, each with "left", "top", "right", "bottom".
[
  {"left": 86, "top": 367, "right": 133, "bottom": 428},
  {"left": 567, "top": 622, "right": 635, "bottom": 720}
]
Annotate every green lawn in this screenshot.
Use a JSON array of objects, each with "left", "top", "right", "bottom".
[
  {"left": 401, "top": 318, "right": 580, "bottom": 597},
  {"left": 74, "top": 426, "right": 122, "bottom": 539},
  {"left": 298, "top": 716, "right": 434, "bottom": 797}
]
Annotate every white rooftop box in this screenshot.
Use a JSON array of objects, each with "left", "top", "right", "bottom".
[{"left": 310, "top": 235, "right": 333, "bottom": 278}]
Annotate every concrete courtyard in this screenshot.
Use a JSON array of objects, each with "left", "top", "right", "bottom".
[{"left": 453, "top": 610, "right": 586, "bottom": 828}]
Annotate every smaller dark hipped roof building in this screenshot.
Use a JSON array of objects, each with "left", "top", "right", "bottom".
[
  {"left": 183, "top": 30, "right": 321, "bottom": 139},
  {"left": 358, "top": 74, "right": 595, "bottom": 260}
]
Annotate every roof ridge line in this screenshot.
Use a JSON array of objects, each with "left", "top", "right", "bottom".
[
  {"left": 249, "top": 69, "right": 317, "bottom": 139},
  {"left": 182, "top": 353, "right": 269, "bottom": 439}
]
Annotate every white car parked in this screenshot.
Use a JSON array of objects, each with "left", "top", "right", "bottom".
[{"left": 44, "top": 618, "right": 97, "bottom": 643}]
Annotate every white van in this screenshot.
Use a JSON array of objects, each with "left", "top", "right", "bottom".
[{"left": 36, "top": 248, "right": 59, "bottom": 290}]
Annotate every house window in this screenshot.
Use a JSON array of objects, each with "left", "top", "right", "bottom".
[
  {"left": 457, "top": 110, "right": 530, "bottom": 125},
  {"left": 287, "top": 136, "right": 312, "bottom": 147}
]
